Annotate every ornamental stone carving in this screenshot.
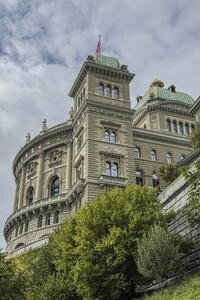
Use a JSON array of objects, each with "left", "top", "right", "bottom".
[
  {"left": 48, "top": 149, "right": 63, "bottom": 167},
  {"left": 27, "top": 161, "right": 37, "bottom": 178}
]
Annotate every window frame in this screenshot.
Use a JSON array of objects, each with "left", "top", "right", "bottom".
[
  {"left": 166, "top": 153, "right": 172, "bottom": 164},
  {"left": 135, "top": 147, "right": 141, "bottom": 158},
  {"left": 136, "top": 170, "right": 143, "bottom": 186},
  {"left": 106, "top": 162, "right": 111, "bottom": 176},
  {"left": 112, "top": 163, "right": 118, "bottom": 177},
  {"left": 173, "top": 120, "right": 177, "bottom": 132},
  {"left": 151, "top": 150, "right": 157, "bottom": 161},
  {"left": 179, "top": 122, "right": 184, "bottom": 134},
  {"left": 99, "top": 83, "right": 104, "bottom": 96},
  {"left": 152, "top": 173, "right": 159, "bottom": 188},
  {"left": 167, "top": 119, "right": 171, "bottom": 131},
  {"left": 110, "top": 132, "right": 116, "bottom": 143},
  {"left": 54, "top": 211, "right": 60, "bottom": 224},
  {"left": 51, "top": 177, "right": 60, "bottom": 197},
  {"left": 185, "top": 123, "right": 190, "bottom": 135},
  {"left": 106, "top": 85, "right": 111, "bottom": 97},
  {"left": 113, "top": 87, "right": 119, "bottom": 99}
]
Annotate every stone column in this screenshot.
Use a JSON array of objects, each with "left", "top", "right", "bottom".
[
  {"left": 36, "top": 151, "right": 45, "bottom": 200},
  {"left": 13, "top": 182, "right": 18, "bottom": 212},
  {"left": 19, "top": 165, "right": 26, "bottom": 209},
  {"left": 66, "top": 143, "right": 72, "bottom": 191}
]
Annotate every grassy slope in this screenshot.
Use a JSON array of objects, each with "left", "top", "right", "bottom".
[{"left": 138, "top": 272, "right": 200, "bottom": 300}]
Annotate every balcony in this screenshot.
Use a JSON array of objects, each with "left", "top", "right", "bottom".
[{"left": 99, "top": 175, "right": 128, "bottom": 189}]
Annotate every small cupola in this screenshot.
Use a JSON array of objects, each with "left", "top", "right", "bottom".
[
  {"left": 168, "top": 85, "right": 176, "bottom": 92},
  {"left": 150, "top": 75, "right": 164, "bottom": 88}
]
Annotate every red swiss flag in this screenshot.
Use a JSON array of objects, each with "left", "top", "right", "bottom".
[{"left": 96, "top": 40, "right": 100, "bottom": 53}]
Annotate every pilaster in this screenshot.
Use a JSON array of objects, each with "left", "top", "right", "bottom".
[
  {"left": 19, "top": 165, "right": 26, "bottom": 209},
  {"left": 36, "top": 151, "right": 45, "bottom": 200}
]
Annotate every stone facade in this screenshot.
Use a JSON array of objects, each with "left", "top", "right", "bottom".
[{"left": 4, "top": 53, "right": 199, "bottom": 256}]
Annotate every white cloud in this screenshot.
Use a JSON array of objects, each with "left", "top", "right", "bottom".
[{"left": 1, "top": 0, "right": 200, "bottom": 250}]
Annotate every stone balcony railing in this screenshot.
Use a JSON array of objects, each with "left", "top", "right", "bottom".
[
  {"left": 4, "top": 178, "right": 85, "bottom": 235},
  {"left": 99, "top": 175, "right": 128, "bottom": 189}
]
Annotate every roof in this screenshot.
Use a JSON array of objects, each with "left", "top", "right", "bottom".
[
  {"left": 94, "top": 53, "right": 120, "bottom": 69},
  {"left": 134, "top": 85, "right": 195, "bottom": 110}
]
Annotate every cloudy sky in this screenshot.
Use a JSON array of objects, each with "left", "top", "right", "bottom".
[{"left": 1, "top": 0, "right": 200, "bottom": 250}]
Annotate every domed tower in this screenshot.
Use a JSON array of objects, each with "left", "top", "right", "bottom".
[
  {"left": 133, "top": 75, "right": 195, "bottom": 132},
  {"left": 4, "top": 52, "right": 135, "bottom": 256}
]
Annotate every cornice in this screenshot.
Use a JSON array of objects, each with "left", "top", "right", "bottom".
[
  {"left": 69, "top": 60, "right": 135, "bottom": 98},
  {"left": 133, "top": 127, "right": 191, "bottom": 146},
  {"left": 188, "top": 96, "right": 200, "bottom": 115},
  {"left": 100, "top": 120, "right": 122, "bottom": 127},
  {"left": 13, "top": 122, "right": 73, "bottom": 176},
  {"left": 133, "top": 100, "right": 193, "bottom": 126}
]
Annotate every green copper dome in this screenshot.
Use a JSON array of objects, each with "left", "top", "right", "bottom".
[
  {"left": 134, "top": 85, "right": 195, "bottom": 111},
  {"left": 94, "top": 53, "right": 120, "bottom": 69}
]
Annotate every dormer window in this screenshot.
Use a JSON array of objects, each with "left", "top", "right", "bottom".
[
  {"left": 150, "top": 93, "right": 155, "bottom": 99},
  {"left": 168, "top": 85, "right": 176, "bottom": 92}
]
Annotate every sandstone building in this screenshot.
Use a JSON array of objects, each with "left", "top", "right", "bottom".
[{"left": 4, "top": 52, "right": 200, "bottom": 255}]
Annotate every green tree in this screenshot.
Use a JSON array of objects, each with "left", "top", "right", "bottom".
[
  {"left": 52, "top": 183, "right": 174, "bottom": 300},
  {"left": 181, "top": 121, "right": 200, "bottom": 226},
  {"left": 156, "top": 163, "right": 181, "bottom": 184},
  {"left": 0, "top": 249, "right": 26, "bottom": 300},
  {"left": 189, "top": 122, "right": 200, "bottom": 149},
  {"left": 136, "top": 225, "right": 183, "bottom": 294},
  {"left": 181, "top": 159, "right": 200, "bottom": 226}
]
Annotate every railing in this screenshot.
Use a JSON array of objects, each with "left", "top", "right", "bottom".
[
  {"left": 99, "top": 175, "right": 128, "bottom": 185},
  {"left": 5, "top": 193, "right": 68, "bottom": 227}
]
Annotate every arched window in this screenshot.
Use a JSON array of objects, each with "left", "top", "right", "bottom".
[
  {"left": 152, "top": 174, "right": 159, "bottom": 188},
  {"left": 135, "top": 147, "right": 141, "bottom": 158},
  {"left": 167, "top": 119, "right": 171, "bottom": 131},
  {"left": 25, "top": 220, "right": 29, "bottom": 233},
  {"left": 106, "top": 85, "right": 111, "bottom": 97},
  {"left": 55, "top": 211, "right": 60, "bottom": 224},
  {"left": 99, "top": 83, "right": 104, "bottom": 96},
  {"left": 105, "top": 130, "right": 110, "bottom": 142},
  {"left": 51, "top": 177, "right": 59, "bottom": 196},
  {"left": 38, "top": 215, "right": 43, "bottom": 228},
  {"left": 136, "top": 171, "right": 143, "bottom": 186},
  {"left": 27, "top": 187, "right": 33, "bottom": 204},
  {"left": 185, "top": 123, "right": 189, "bottom": 135},
  {"left": 112, "top": 163, "right": 118, "bottom": 177},
  {"left": 113, "top": 87, "right": 119, "bottom": 99},
  {"left": 46, "top": 213, "right": 51, "bottom": 226},
  {"left": 181, "top": 155, "right": 185, "bottom": 160},
  {"left": 110, "top": 132, "right": 116, "bottom": 143},
  {"left": 151, "top": 150, "right": 156, "bottom": 161},
  {"left": 191, "top": 124, "right": 195, "bottom": 131},
  {"left": 106, "top": 162, "right": 111, "bottom": 176},
  {"left": 173, "top": 120, "right": 177, "bottom": 132},
  {"left": 166, "top": 153, "right": 172, "bottom": 164},
  {"left": 179, "top": 122, "right": 183, "bottom": 134}
]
